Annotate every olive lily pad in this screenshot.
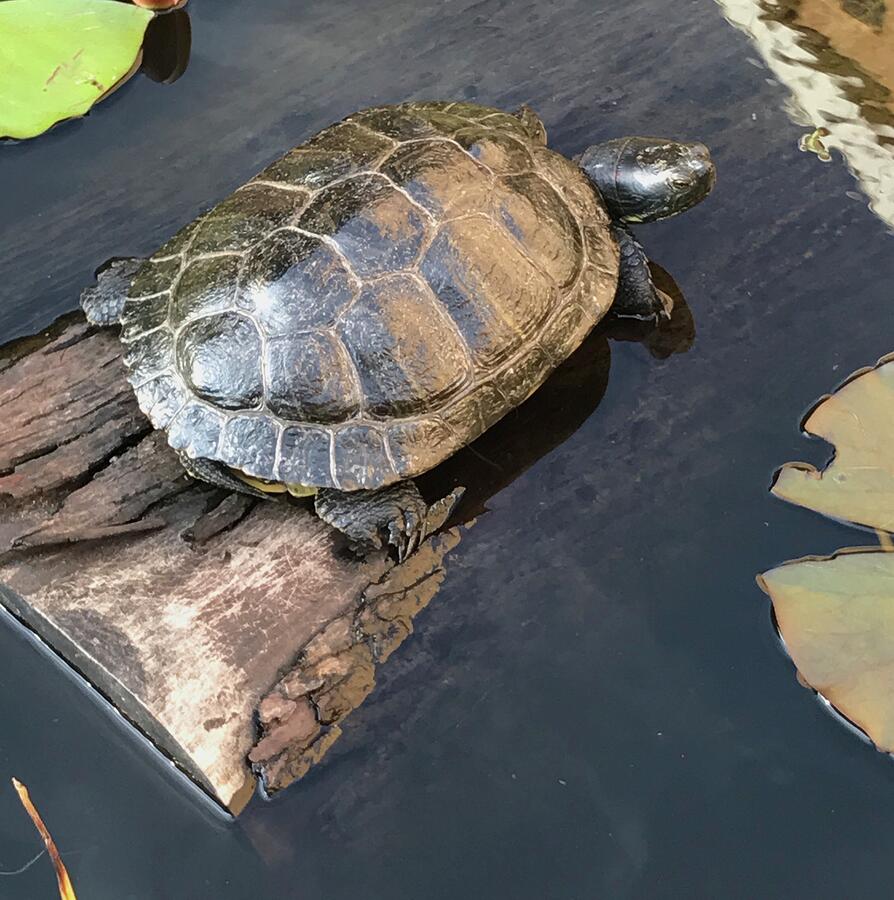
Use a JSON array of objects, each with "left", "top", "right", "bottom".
[
  {"left": 762, "top": 355, "right": 894, "bottom": 749},
  {"left": 772, "top": 355, "right": 894, "bottom": 532},
  {"left": 0, "top": 0, "right": 154, "bottom": 140},
  {"left": 759, "top": 549, "right": 894, "bottom": 750}
]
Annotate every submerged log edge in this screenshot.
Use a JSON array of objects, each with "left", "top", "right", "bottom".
[
  {"left": 249, "top": 528, "right": 461, "bottom": 794},
  {"left": 0, "top": 312, "right": 465, "bottom": 812}
]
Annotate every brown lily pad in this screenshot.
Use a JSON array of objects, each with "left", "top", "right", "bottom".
[
  {"left": 772, "top": 355, "right": 894, "bottom": 533},
  {"left": 759, "top": 548, "right": 894, "bottom": 750}
]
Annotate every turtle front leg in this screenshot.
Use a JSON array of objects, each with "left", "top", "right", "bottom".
[
  {"left": 609, "top": 224, "right": 673, "bottom": 322},
  {"left": 315, "top": 482, "right": 464, "bottom": 562},
  {"left": 80, "top": 257, "right": 145, "bottom": 326}
]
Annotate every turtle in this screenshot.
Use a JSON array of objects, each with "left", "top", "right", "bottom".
[{"left": 81, "top": 100, "right": 715, "bottom": 559}]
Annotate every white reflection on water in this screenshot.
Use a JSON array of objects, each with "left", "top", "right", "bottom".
[{"left": 717, "top": 0, "right": 894, "bottom": 228}]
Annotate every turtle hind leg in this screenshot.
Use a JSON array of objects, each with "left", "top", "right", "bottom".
[
  {"left": 315, "top": 482, "right": 465, "bottom": 562},
  {"left": 609, "top": 224, "right": 673, "bottom": 322},
  {"left": 80, "top": 257, "right": 145, "bottom": 326}
]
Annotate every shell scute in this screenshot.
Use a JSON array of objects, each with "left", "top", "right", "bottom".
[
  {"left": 347, "top": 107, "right": 445, "bottom": 142},
  {"left": 531, "top": 148, "right": 608, "bottom": 225},
  {"left": 381, "top": 139, "right": 492, "bottom": 219},
  {"left": 298, "top": 173, "right": 430, "bottom": 278},
  {"left": 440, "top": 101, "right": 500, "bottom": 121},
  {"left": 134, "top": 373, "right": 189, "bottom": 430},
  {"left": 170, "top": 256, "right": 239, "bottom": 326},
  {"left": 265, "top": 332, "right": 361, "bottom": 423},
  {"left": 338, "top": 274, "right": 472, "bottom": 418},
  {"left": 442, "top": 381, "right": 507, "bottom": 441},
  {"left": 386, "top": 417, "right": 460, "bottom": 478},
  {"left": 120, "top": 293, "right": 169, "bottom": 336},
  {"left": 176, "top": 312, "right": 264, "bottom": 411},
  {"left": 190, "top": 185, "right": 308, "bottom": 254},
  {"left": 152, "top": 215, "right": 202, "bottom": 260},
  {"left": 219, "top": 414, "right": 279, "bottom": 477},
  {"left": 167, "top": 401, "right": 225, "bottom": 458},
  {"left": 538, "top": 299, "right": 590, "bottom": 365},
  {"left": 582, "top": 224, "right": 620, "bottom": 288},
  {"left": 420, "top": 216, "right": 555, "bottom": 372},
  {"left": 130, "top": 257, "right": 179, "bottom": 296},
  {"left": 452, "top": 127, "right": 534, "bottom": 175},
  {"left": 490, "top": 345, "right": 553, "bottom": 407},
  {"left": 255, "top": 122, "right": 392, "bottom": 191},
  {"left": 123, "top": 327, "right": 174, "bottom": 377},
  {"left": 277, "top": 425, "right": 334, "bottom": 488},
  {"left": 236, "top": 230, "right": 358, "bottom": 335},
  {"left": 332, "top": 424, "right": 395, "bottom": 490},
  {"left": 495, "top": 173, "right": 583, "bottom": 288}
]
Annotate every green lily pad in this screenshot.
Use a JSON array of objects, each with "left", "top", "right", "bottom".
[
  {"left": 759, "top": 549, "right": 894, "bottom": 751},
  {"left": 0, "top": 0, "right": 154, "bottom": 140}
]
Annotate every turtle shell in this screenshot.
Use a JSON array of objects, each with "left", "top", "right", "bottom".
[{"left": 119, "top": 101, "right": 619, "bottom": 491}]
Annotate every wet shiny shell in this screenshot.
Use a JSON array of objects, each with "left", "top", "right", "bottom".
[{"left": 120, "top": 101, "right": 619, "bottom": 491}]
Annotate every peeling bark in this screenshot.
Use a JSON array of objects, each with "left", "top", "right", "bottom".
[{"left": 249, "top": 529, "right": 462, "bottom": 794}]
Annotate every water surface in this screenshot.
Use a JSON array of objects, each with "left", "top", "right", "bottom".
[{"left": 2, "top": 0, "right": 894, "bottom": 896}]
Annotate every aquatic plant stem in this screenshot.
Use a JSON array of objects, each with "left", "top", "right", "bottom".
[{"left": 11, "top": 778, "right": 76, "bottom": 900}]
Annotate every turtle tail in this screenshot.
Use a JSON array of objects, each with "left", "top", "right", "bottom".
[{"left": 81, "top": 257, "right": 145, "bottom": 326}]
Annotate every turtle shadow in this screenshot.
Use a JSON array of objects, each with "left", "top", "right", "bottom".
[{"left": 418, "top": 263, "right": 696, "bottom": 525}]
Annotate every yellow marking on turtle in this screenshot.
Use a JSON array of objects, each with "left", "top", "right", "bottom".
[
  {"left": 285, "top": 482, "right": 318, "bottom": 498},
  {"left": 231, "top": 468, "right": 317, "bottom": 498}
]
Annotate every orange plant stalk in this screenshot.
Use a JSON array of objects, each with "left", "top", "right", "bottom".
[{"left": 11, "top": 779, "right": 77, "bottom": 900}]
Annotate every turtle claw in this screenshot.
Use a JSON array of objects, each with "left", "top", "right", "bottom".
[
  {"left": 390, "top": 505, "right": 421, "bottom": 563},
  {"left": 315, "top": 483, "right": 465, "bottom": 562}
]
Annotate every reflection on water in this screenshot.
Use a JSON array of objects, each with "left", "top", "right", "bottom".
[
  {"left": 716, "top": 0, "right": 894, "bottom": 226},
  {"left": 141, "top": 10, "right": 192, "bottom": 85}
]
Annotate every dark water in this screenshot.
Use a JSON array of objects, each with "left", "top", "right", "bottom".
[{"left": 3, "top": 0, "right": 894, "bottom": 896}]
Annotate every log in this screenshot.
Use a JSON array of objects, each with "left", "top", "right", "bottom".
[
  {"left": 0, "top": 290, "right": 690, "bottom": 812},
  {"left": 0, "top": 313, "right": 456, "bottom": 812}
]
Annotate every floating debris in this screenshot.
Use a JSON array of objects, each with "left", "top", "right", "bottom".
[{"left": 799, "top": 127, "right": 832, "bottom": 162}]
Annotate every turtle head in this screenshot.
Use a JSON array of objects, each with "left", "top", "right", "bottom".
[{"left": 579, "top": 137, "right": 715, "bottom": 224}]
